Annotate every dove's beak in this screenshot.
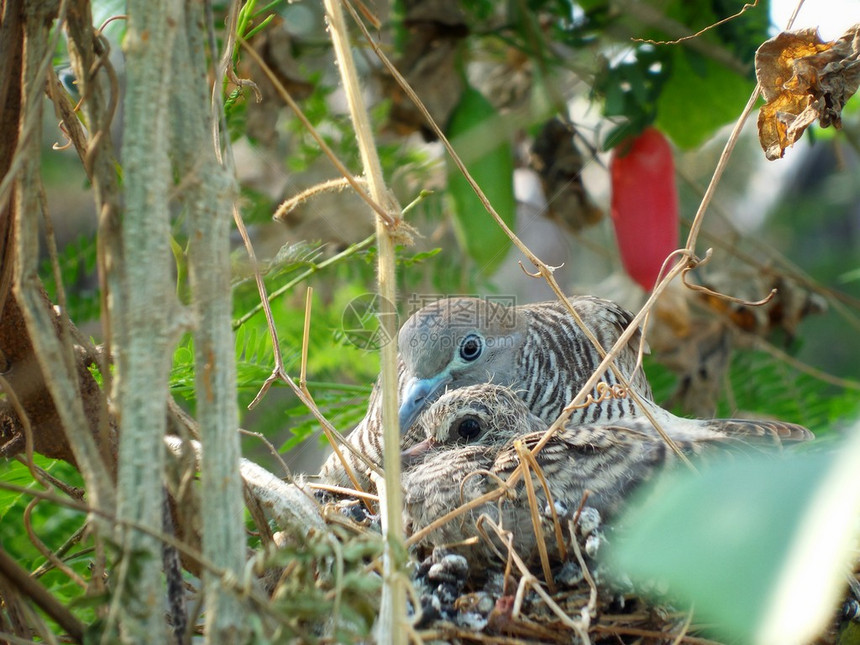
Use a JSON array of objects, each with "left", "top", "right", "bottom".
[
  {"left": 399, "top": 374, "right": 450, "bottom": 433},
  {"left": 401, "top": 437, "right": 439, "bottom": 465}
]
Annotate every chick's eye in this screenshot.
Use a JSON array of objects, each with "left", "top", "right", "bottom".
[
  {"left": 456, "top": 416, "right": 482, "bottom": 442},
  {"left": 459, "top": 334, "right": 483, "bottom": 361}
]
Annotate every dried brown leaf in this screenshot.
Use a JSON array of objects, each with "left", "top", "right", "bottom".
[
  {"left": 384, "top": 0, "right": 468, "bottom": 138},
  {"left": 530, "top": 119, "right": 603, "bottom": 232},
  {"left": 755, "top": 24, "right": 860, "bottom": 160}
]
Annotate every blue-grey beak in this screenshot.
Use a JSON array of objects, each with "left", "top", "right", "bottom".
[{"left": 399, "top": 374, "right": 449, "bottom": 433}]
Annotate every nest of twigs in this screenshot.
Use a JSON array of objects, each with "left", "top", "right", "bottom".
[{"left": 314, "top": 491, "right": 860, "bottom": 645}]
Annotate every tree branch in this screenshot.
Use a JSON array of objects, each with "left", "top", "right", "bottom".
[
  {"left": 110, "top": 0, "right": 180, "bottom": 640},
  {"left": 170, "top": 2, "right": 249, "bottom": 641},
  {"left": 324, "top": 2, "right": 408, "bottom": 642}
]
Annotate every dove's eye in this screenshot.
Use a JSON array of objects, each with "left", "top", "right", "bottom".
[
  {"left": 455, "top": 416, "right": 482, "bottom": 442},
  {"left": 459, "top": 334, "right": 483, "bottom": 361}
]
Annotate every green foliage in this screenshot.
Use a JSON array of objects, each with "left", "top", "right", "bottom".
[
  {"left": 279, "top": 384, "right": 371, "bottom": 453},
  {"left": 224, "top": 87, "right": 249, "bottom": 142},
  {"left": 0, "top": 457, "right": 63, "bottom": 523},
  {"left": 655, "top": 48, "right": 752, "bottom": 149},
  {"left": 235, "top": 0, "right": 279, "bottom": 44},
  {"left": 721, "top": 349, "right": 860, "bottom": 434},
  {"left": 446, "top": 86, "right": 516, "bottom": 275},
  {"left": 254, "top": 527, "right": 383, "bottom": 642},
  {"left": 608, "top": 429, "right": 860, "bottom": 644},
  {"left": 587, "top": 0, "right": 770, "bottom": 148},
  {"left": 40, "top": 233, "right": 100, "bottom": 324},
  {"left": 598, "top": 45, "right": 673, "bottom": 149},
  {"left": 0, "top": 459, "right": 93, "bottom": 624}
]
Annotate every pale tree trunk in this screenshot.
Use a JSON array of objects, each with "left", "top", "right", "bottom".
[
  {"left": 112, "top": 0, "right": 179, "bottom": 641},
  {"left": 170, "top": 2, "right": 248, "bottom": 642}
]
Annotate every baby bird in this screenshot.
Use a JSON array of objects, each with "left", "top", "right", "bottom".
[{"left": 401, "top": 384, "right": 812, "bottom": 564}]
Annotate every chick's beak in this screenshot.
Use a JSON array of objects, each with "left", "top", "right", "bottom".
[{"left": 401, "top": 437, "right": 439, "bottom": 466}]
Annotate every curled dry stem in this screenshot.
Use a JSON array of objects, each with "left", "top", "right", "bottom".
[
  {"left": 681, "top": 249, "right": 778, "bottom": 308},
  {"left": 219, "top": 0, "right": 261, "bottom": 102},
  {"left": 24, "top": 498, "right": 87, "bottom": 590},
  {"left": 631, "top": 0, "right": 760, "bottom": 46}
]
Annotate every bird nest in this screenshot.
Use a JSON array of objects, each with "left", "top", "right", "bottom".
[
  {"left": 404, "top": 507, "right": 714, "bottom": 645},
  {"left": 317, "top": 491, "right": 860, "bottom": 645}
]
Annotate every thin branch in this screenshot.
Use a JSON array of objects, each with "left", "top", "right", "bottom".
[
  {"left": 230, "top": 198, "right": 374, "bottom": 494},
  {"left": 232, "top": 234, "right": 375, "bottom": 330},
  {"left": 30, "top": 523, "right": 88, "bottom": 579},
  {"left": 324, "top": 2, "right": 407, "bottom": 642},
  {"left": 513, "top": 440, "right": 555, "bottom": 593},
  {"left": 299, "top": 287, "right": 312, "bottom": 392},
  {"left": 0, "top": 546, "right": 85, "bottom": 643},
  {"left": 23, "top": 498, "right": 87, "bottom": 589},
  {"left": 631, "top": 0, "right": 760, "bottom": 49}
]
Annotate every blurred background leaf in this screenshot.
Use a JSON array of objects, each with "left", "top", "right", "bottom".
[{"left": 607, "top": 425, "right": 860, "bottom": 644}]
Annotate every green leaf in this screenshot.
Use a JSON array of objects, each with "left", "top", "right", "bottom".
[
  {"left": 656, "top": 47, "right": 754, "bottom": 149},
  {"left": 840, "top": 266, "right": 860, "bottom": 283},
  {"left": 446, "top": 86, "right": 515, "bottom": 275},
  {"left": 607, "top": 429, "right": 860, "bottom": 644},
  {"left": 0, "top": 459, "right": 54, "bottom": 520}
]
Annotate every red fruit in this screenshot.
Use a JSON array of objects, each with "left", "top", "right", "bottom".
[{"left": 610, "top": 127, "right": 680, "bottom": 291}]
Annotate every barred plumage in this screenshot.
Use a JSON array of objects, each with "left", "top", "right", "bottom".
[
  {"left": 517, "top": 301, "right": 650, "bottom": 423},
  {"left": 319, "top": 295, "right": 652, "bottom": 488},
  {"left": 402, "top": 384, "right": 813, "bottom": 564},
  {"left": 318, "top": 295, "right": 812, "bottom": 490}
]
